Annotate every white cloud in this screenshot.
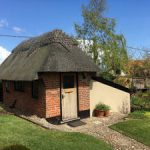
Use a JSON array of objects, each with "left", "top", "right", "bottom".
[
  {"left": 0, "top": 19, "right": 8, "bottom": 28},
  {"left": 0, "top": 19, "right": 24, "bottom": 33},
  {"left": 0, "top": 46, "right": 10, "bottom": 64},
  {"left": 12, "top": 26, "right": 24, "bottom": 33}
]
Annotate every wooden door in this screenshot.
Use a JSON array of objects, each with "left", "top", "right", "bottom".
[{"left": 61, "top": 73, "right": 77, "bottom": 121}]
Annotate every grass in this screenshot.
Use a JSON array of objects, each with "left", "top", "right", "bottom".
[
  {"left": 0, "top": 115, "right": 113, "bottom": 150},
  {"left": 110, "top": 111, "right": 150, "bottom": 147}
]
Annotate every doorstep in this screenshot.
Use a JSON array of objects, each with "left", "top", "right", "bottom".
[{"left": 60, "top": 117, "right": 80, "bottom": 124}]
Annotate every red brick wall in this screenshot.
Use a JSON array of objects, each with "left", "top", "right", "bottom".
[
  {"left": 78, "top": 74, "right": 90, "bottom": 111},
  {"left": 2, "top": 80, "right": 46, "bottom": 117},
  {"left": 41, "top": 73, "right": 90, "bottom": 118},
  {"left": 39, "top": 73, "right": 60, "bottom": 118},
  {"left": 3, "top": 73, "right": 91, "bottom": 119}
]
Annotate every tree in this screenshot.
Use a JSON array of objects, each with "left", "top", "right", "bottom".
[
  {"left": 128, "top": 51, "right": 150, "bottom": 77},
  {"left": 75, "top": 0, "right": 128, "bottom": 79}
]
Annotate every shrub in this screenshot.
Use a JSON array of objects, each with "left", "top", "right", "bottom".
[
  {"left": 128, "top": 111, "right": 147, "bottom": 119},
  {"left": 131, "top": 91, "right": 150, "bottom": 111},
  {"left": 95, "top": 103, "right": 111, "bottom": 111},
  {"left": 131, "top": 96, "right": 143, "bottom": 106},
  {"left": 128, "top": 111, "right": 150, "bottom": 119},
  {"left": 2, "top": 145, "right": 30, "bottom": 150}
]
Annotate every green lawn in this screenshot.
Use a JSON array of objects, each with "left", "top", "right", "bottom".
[
  {"left": 0, "top": 115, "right": 113, "bottom": 150},
  {"left": 110, "top": 112, "right": 150, "bottom": 147}
]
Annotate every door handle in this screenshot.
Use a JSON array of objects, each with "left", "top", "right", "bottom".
[{"left": 61, "top": 94, "right": 64, "bottom": 99}]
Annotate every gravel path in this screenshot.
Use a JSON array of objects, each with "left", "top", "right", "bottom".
[
  {"left": 1, "top": 104, "right": 149, "bottom": 150},
  {"left": 73, "top": 114, "right": 150, "bottom": 150},
  {"left": 17, "top": 112, "right": 150, "bottom": 150}
]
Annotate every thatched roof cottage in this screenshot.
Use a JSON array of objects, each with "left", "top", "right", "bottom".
[
  {"left": 0, "top": 30, "right": 130, "bottom": 123},
  {"left": 0, "top": 30, "right": 98, "bottom": 122}
]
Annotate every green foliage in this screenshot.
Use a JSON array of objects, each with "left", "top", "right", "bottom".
[
  {"left": 95, "top": 103, "right": 111, "bottom": 111},
  {"left": 113, "top": 76, "right": 131, "bottom": 88},
  {"left": 99, "top": 72, "right": 115, "bottom": 81},
  {"left": 131, "top": 91, "right": 150, "bottom": 111},
  {"left": 75, "top": 0, "right": 128, "bottom": 78},
  {"left": 128, "top": 111, "right": 147, "bottom": 119},
  {"left": 131, "top": 95, "right": 143, "bottom": 106},
  {"left": 144, "top": 111, "right": 150, "bottom": 118},
  {"left": 2, "top": 145, "right": 30, "bottom": 150}
]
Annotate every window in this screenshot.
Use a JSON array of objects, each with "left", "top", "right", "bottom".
[
  {"left": 6, "top": 81, "right": 10, "bottom": 93},
  {"left": 32, "top": 80, "right": 39, "bottom": 99},
  {"left": 63, "top": 75, "right": 74, "bottom": 89},
  {"left": 14, "top": 81, "right": 24, "bottom": 92}
]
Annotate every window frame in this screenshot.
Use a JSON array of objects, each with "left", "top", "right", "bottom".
[
  {"left": 32, "top": 80, "right": 39, "bottom": 99},
  {"left": 14, "top": 81, "right": 24, "bottom": 92},
  {"left": 63, "top": 75, "right": 75, "bottom": 89},
  {"left": 5, "top": 81, "right": 11, "bottom": 93}
]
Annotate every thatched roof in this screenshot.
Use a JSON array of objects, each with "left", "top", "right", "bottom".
[{"left": 0, "top": 30, "right": 98, "bottom": 81}]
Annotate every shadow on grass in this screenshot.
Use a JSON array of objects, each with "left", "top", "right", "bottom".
[{"left": 2, "top": 144, "right": 30, "bottom": 150}]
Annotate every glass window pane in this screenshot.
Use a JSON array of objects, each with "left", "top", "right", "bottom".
[{"left": 63, "top": 75, "right": 74, "bottom": 89}]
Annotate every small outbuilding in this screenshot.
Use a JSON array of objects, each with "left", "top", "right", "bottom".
[
  {"left": 0, "top": 30, "right": 98, "bottom": 122},
  {"left": 0, "top": 30, "right": 130, "bottom": 123}
]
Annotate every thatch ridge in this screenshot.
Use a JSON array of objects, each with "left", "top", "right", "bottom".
[
  {"left": 12, "top": 30, "right": 78, "bottom": 53},
  {"left": 0, "top": 29, "right": 98, "bottom": 81}
]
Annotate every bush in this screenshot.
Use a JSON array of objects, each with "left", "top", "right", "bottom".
[
  {"left": 128, "top": 111, "right": 147, "bottom": 119},
  {"left": 95, "top": 103, "right": 111, "bottom": 111},
  {"left": 128, "top": 111, "right": 150, "bottom": 119},
  {"left": 131, "top": 96, "right": 143, "bottom": 106},
  {"left": 2, "top": 145, "right": 30, "bottom": 150},
  {"left": 131, "top": 91, "right": 150, "bottom": 111}
]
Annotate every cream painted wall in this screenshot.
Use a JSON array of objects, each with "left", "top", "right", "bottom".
[{"left": 90, "top": 80, "right": 130, "bottom": 117}]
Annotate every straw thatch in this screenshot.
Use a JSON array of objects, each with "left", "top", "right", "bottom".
[{"left": 0, "top": 30, "right": 98, "bottom": 81}]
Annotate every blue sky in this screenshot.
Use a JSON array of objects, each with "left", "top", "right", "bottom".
[{"left": 0, "top": 0, "right": 150, "bottom": 53}]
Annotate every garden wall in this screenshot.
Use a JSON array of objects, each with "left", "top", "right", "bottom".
[{"left": 90, "top": 79, "right": 130, "bottom": 117}]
